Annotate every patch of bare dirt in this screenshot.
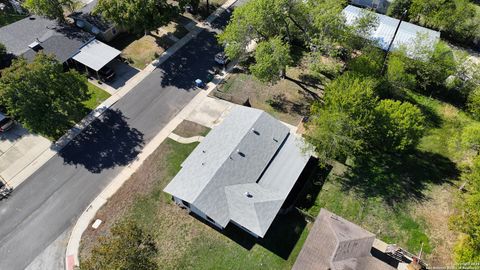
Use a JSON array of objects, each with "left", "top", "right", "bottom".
[
  {"left": 79, "top": 141, "right": 174, "bottom": 260},
  {"left": 172, "top": 120, "right": 210, "bottom": 138},
  {"left": 414, "top": 184, "right": 459, "bottom": 266}
]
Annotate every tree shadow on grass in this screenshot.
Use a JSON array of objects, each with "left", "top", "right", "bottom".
[
  {"left": 267, "top": 93, "right": 311, "bottom": 116},
  {"left": 58, "top": 109, "right": 144, "bottom": 173},
  {"left": 340, "top": 150, "right": 459, "bottom": 206}
]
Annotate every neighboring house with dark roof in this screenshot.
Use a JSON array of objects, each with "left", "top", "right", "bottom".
[
  {"left": 70, "top": 0, "right": 121, "bottom": 42},
  {"left": 0, "top": 15, "right": 121, "bottom": 73},
  {"left": 293, "top": 208, "right": 397, "bottom": 270},
  {"left": 0, "top": 15, "right": 93, "bottom": 64},
  {"left": 343, "top": 5, "right": 440, "bottom": 58},
  {"left": 163, "top": 106, "right": 312, "bottom": 238},
  {"left": 349, "top": 0, "right": 393, "bottom": 14}
]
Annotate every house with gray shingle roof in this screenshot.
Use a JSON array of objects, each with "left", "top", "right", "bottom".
[
  {"left": 293, "top": 208, "right": 397, "bottom": 270},
  {"left": 163, "top": 106, "right": 311, "bottom": 238},
  {"left": 0, "top": 15, "right": 93, "bottom": 63},
  {"left": 0, "top": 15, "right": 120, "bottom": 73}
]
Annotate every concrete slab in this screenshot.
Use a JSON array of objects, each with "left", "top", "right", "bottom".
[
  {"left": 185, "top": 96, "right": 235, "bottom": 128},
  {"left": 0, "top": 125, "right": 51, "bottom": 187}
]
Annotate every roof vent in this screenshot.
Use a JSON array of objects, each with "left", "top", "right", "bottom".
[
  {"left": 273, "top": 138, "right": 278, "bottom": 143},
  {"left": 252, "top": 128, "right": 260, "bottom": 135},
  {"left": 28, "top": 40, "right": 43, "bottom": 52},
  {"left": 244, "top": 192, "right": 253, "bottom": 198},
  {"left": 237, "top": 149, "right": 245, "bottom": 157}
]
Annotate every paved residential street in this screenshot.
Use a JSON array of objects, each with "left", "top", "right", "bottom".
[{"left": 0, "top": 5, "right": 236, "bottom": 269}]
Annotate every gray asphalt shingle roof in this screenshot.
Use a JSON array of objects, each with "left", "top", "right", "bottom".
[
  {"left": 343, "top": 5, "right": 440, "bottom": 57},
  {"left": 0, "top": 15, "right": 93, "bottom": 62},
  {"left": 164, "top": 106, "right": 310, "bottom": 237}
]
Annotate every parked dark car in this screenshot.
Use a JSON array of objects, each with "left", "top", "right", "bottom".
[
  {"left": 214, "top": 52, "right": 229, "bottom": 66},
  {"left": 0, "top": 112, "right": 14, "bottom": 133},
  {"left": 98, "top": 66, "right": 116, "bottom": 82}
]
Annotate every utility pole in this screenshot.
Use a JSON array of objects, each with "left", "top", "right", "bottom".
[{"left": 380, "top": 9, "right": 408, "bottom": 75}]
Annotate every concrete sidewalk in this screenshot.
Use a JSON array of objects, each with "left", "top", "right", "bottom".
[
  {"left": 64, "top": 1, "right": 239, "bottom": 269},
  {"left": 0, "top": 126, "right": 51, "bottom": 188},
  {"left": 4, "top": 0, "right": 234, "bottom": 193},
  {"left": 65, "top": 68, "right": 233, "bottom": 270}
]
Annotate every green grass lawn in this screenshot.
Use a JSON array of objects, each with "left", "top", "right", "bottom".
[
  {"left": 82, "top": 82, "right": 111, "bottom": 110},
  {"left": 81, "top": 138, "right": 311, "bottom": 269},
  {"left": 0, "top": 12, "right": 26, "bottom": 27},
  {"left": 299, "top": 89, "right": 478, "bottom": 264},
  {"left": 127, "top": 139, "right": 310, "bottom": 269}
]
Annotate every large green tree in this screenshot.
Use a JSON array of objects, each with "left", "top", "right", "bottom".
[
  {"left": 386, "top": 40, "right": 457, "bottom": 95},
  {"left": 23, "top": 0, "right": 75, "bottom": 21},
  {"left": 387, "top": 0, "right": 412, "bottom": 18},
  {"left": 322, "top": 73, "right": 379, "bottom": 131},
  {"left": 373, "top": 99, "right": 425, "bottom": 152},
  {"left": 218, "top": 0, "right": 307, "bottom": 60},
  {"left": 305, "top": 73, "right": 379, "bottom": 164},
  {"left": 250, "top": 37, "right": 292, "bottom": 84},
  {"left": 81, "top": 221, "right": 158, "bottom": 270},
  {"left": 409, "top": 0, "right": 480, "bottom": 45},
  {"left": 306, "top": 109, "right": 364, "bottom": 166},
  {"left": 95, "top": 0, "right": 176, "bottom": 34},
  {"left": 0, "top": 54, "right": 89, "bottom": 138},
  {"left": 451, "top": 155, "right": 480, "bottom": 263}
]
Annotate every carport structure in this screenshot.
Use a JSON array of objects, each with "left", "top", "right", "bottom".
[{"left": 72, "top": 39, "right": 121, "bottom": 78}]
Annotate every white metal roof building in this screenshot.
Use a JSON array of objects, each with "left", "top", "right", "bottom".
[
  {"left": 72, "top": 39, "right": 120, "bottom": 71},
  {"left": 164, "top": 106, "right": 311, "bottom": 238},
  {"left": 343, "top": 5, "right": 441, "bottom": 57}
]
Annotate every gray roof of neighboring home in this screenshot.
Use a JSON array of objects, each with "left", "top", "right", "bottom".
[
  {"left": 343, "top": 5, "right": 440, "bottom": 57},
  {"left": 71, "top": 0, "right": 113, "bottom": 32},
  {"left": 0, "top": 15, "right": 93, "bottom": 62},
  {"left": 164, "top": 106, "right": 311, "bottom": 237},
  {"left": 293, "top": 209, "right": 396, "bottom": 270}
]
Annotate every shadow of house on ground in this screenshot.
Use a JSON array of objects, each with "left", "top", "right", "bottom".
[
  {"left": 340, "top": 150, "right": 459, "bottom": 206},
  {"left": 58, "top": 109, "right": 144, "bottom": 173},
  {"left": 188, "top": 158, "right": 327, "bottom": 260},
  {"left": 191, "top": 210, "right": 307, "bottom": 260},
  {"left": 158, "top": 30, "right": 223, "bottom": 90}
]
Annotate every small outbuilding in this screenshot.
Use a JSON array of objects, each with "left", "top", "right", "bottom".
[
  {"left": 342, "top": 5, "right": 441, "bottom": 58},
  {"left": 293, "top": 208, "right": 397, "bottom": 270}
]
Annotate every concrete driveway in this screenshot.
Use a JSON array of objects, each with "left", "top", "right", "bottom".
[
  {"left": 89, "top": 59, "right": 141, "bottom": 95},
  {"left": 105, "top": 59, "right": 140, "bottom": 90},
  {"left": 0, "top": 125, "right": 51, "bottom": 187}
]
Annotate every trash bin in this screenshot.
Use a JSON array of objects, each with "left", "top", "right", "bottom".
[{"left": 195, "top": 79, "right": 204, "bottom": 88}]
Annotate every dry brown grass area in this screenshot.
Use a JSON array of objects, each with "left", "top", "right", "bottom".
[
  {"left": 110, "top": 21, "right": 189, "bottom": 69},
  {"left": 414, "top": 184, "right": 459, "bottom": 266},
  {"left": 212, "top": 67, "right": 323, "bottom": 126},
  {"left": 79, "top": 141, "right": 174, "bottom": 259},
  {"left": 172, "top": 120, "right": 210, "bottom": 138}
]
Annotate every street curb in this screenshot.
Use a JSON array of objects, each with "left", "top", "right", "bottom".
[
  {"left": 64, "top": 1, "right": 239, "bottom": 269},
  {"left": 5, "top": 0, "right": 235, "bottom": 192}
]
